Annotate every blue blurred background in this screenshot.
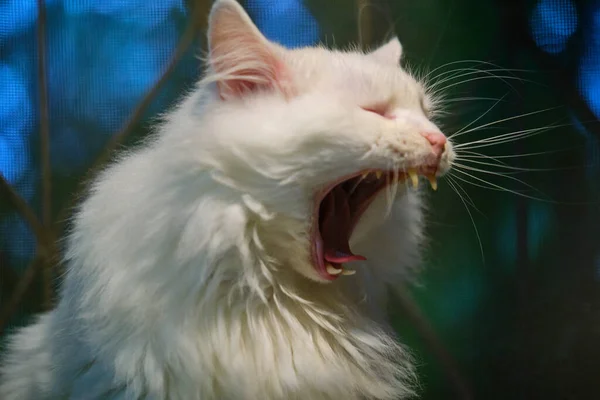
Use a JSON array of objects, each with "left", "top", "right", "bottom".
[{"left": 1, "top": 0, "right": 600, "bottom": 398}]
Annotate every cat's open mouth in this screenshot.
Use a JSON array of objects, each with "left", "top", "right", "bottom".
[{"left": 312, "top": 168, "right": 438, "bottom": 281}]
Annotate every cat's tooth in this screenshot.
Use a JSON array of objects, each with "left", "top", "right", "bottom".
[
  {"left": 375, "top": 171, "right": 383, "bottom": 179},
  {"left": 326, "top": 264, "right": 343, "bottom": 275},
  {"left": 342, "top": 269, "right": 356, "bottom": 276},
  {"left": 408, "top": 169, "right": 419, "bottom": 189},
  {"left": 427, "top": 175, "right": 438, "bottom": 191},
  {"left": 361, "top": 172, "right": 369, "bottom": 180}
]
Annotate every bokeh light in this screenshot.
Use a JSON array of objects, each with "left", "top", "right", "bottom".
[
  {"left": 0, "top": 64, "right": 33, "bottom": 185},
  {"left": 571, "top": 113, "right": 600, "bottom": 178},
  {"left": 246, "top": 0, "right": 319, "bottom": 48},
  {"left": 62, "top": 0, "right": 186, "bottom": 31},
  {"left": 530, "top": 0, "right": 578, "bottom": 54},
  {"left": 0, "top": 0, "right": 40, "bottom": 43},
  {"left": 578, "top": 5, "right": 600, "bottom": 121}
]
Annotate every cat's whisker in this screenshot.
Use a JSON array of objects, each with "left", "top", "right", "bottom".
[
  {"left": 436, "top": 74, "right": 544, "bottom": 94},
  {"left": 451, "top": 106, "right": 562, "bottom": 138},
  {"left": 426, "top": 77, "right": 521, "bottom": 111},
  {"left": 455, "top": 129, "right": 550, "bottom": 150},
  {"left": 423, "top": 59, "right": 534, "bottom": 81},
  {"left": 454, "top": 169, "right": 598, "bottom": 205},
  {"left": 455, "top": 149, "right": 511, "bottom": 166},
  {"left": 444, "top": 96, "right": 507, "bottom": 103},
  {"left": 455, "top": 162, "right": 525, "bottom": 176},
  {"left": 456, "top": 157, "right": 585, "bottom": 173},
  {"left": 450, "top": 95, "right": 507, "bottom": 139},
  {"left": 455, "top": 120, "right": 567, "bottom": 150},
  {"left": 447, "top": 176, "right": 483, "bottom": 216},
  {"left": 451, "top": 168, "right": 558, "bottom": 203},
  {"left": 445, "top": 177, "right": 469, "bottom": 206},
  {"left": 449, "top": 171, "right": 527, "bottom": 193},
  {"left": 453, "top": 163, "right": 550, "bottom": 198},
  {"left": 456, "top": 124, "right": 563, "bottom": 150},
  {"left": 426, "top": 64, "right": 537, "bottom": 97},
  {"left": 429, "top": 69, "right": 525, "bottom": 94},
  {"left": 456, "top": 146, "right": 582, "bottom": 159},
  {"left": 424, "top": 60, "right": 483, "bottom": 80},
  {"left": 461, "top": 120, "right": 568, "bottom": 144},
  {"left": 445, "top": 177, "right": 485, "bottom": 263},
  {"left": 428, "top": 68, "right": 486, "bottom": 86},
  {"left": 436, "top": 66, "right": 529, "bottom": 77}
]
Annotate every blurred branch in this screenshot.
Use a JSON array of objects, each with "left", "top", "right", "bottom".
[
  {"left": 0, "top": 173, "right": 46, "bottom": 245},
  {"left": 356, "top": 0, "right": 373, "bottom": 49},
  {"left": 0, "top": 256, "right": 44, "bottom": 336},
  {"left": 0, "top": 252, "right": 20, "bottom": 304},
  {"left": 390, "top": 284, "right": 473, "bottom": 400},
  {"left": 90, "top": 3, "right": 207, "bottom": 169},
  {"left": 36, "top": 0, "right": 54, "bottom": 311},
  {"left": 53, "top": 0, "right": 210, "bottom": 240}
]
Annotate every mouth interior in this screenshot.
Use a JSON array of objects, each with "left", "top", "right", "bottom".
[
  {"left": 317, "top": 171, "right": 396, "bottom": 276},
  {"left": 314, "top": 167, "right": 439, "bottom": 279}
]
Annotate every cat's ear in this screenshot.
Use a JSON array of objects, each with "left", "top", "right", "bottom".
[
  {"left": 368, "top": 37, "right": 403, "bottom": 65},
  {"left": 207, "top": 0, "right": 293, "bottom": 100}
]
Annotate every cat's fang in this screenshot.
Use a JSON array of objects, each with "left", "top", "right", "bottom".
[
  {"left": 326, "top": 264, "right": 343, "bottom": 275},
  {"left": 375, "top": 171, "right": 383, "bottom": 179},
  {"left": 427, "top": 175, "right": 438, "bottom": 191},
  {"left": 408, "top": 169, "right": 419, "bottom": 188},
  {"left": 342, "top": 269, "right": 356, "bottom": 276}
]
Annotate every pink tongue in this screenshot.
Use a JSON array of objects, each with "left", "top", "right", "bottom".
[
  {"left": 320, "top": 186, "right": 367, "bottom": 264},
  {"left": 324, "top": 249, "right": 367, "bottom": 264}
]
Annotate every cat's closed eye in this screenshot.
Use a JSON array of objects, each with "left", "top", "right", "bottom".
[{"left": 361, "top": 105, "right": 395, "bottom": 120}]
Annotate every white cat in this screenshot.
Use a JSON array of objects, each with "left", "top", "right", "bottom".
[{"left": 0, "top": 0, "right": 454, "bottom": 399}]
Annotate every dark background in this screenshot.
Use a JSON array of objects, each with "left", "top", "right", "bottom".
[{"left": 1, "top": 0, "right": 599, "bottom": 399}]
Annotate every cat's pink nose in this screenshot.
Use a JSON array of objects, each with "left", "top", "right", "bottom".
[{"left": 421, "top": 131, "right": 447, "bottom": 158}]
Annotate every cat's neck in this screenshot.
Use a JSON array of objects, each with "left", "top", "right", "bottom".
[{"left": 186, "top": 254, "right": 414, "bottom": 400}]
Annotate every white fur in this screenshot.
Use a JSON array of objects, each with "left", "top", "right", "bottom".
[{"left": 0, "top": 1, "right": 454, "bottom": 399}]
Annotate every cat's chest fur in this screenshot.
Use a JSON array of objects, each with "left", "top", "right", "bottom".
[{"left": 44, "top": 252, "right": 414, "bottom": 400}]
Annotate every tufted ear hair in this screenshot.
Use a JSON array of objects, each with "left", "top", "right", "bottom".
[
  {"left": 207, "top": 0, "right": 294, "bottom": 100},
  {"left": 368, "top": 37, "right": 403, "bottom": 65}
]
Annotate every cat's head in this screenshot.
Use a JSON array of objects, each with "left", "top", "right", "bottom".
[{"left": 180, "top": 0, "right": 454, "bottom": 283}]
